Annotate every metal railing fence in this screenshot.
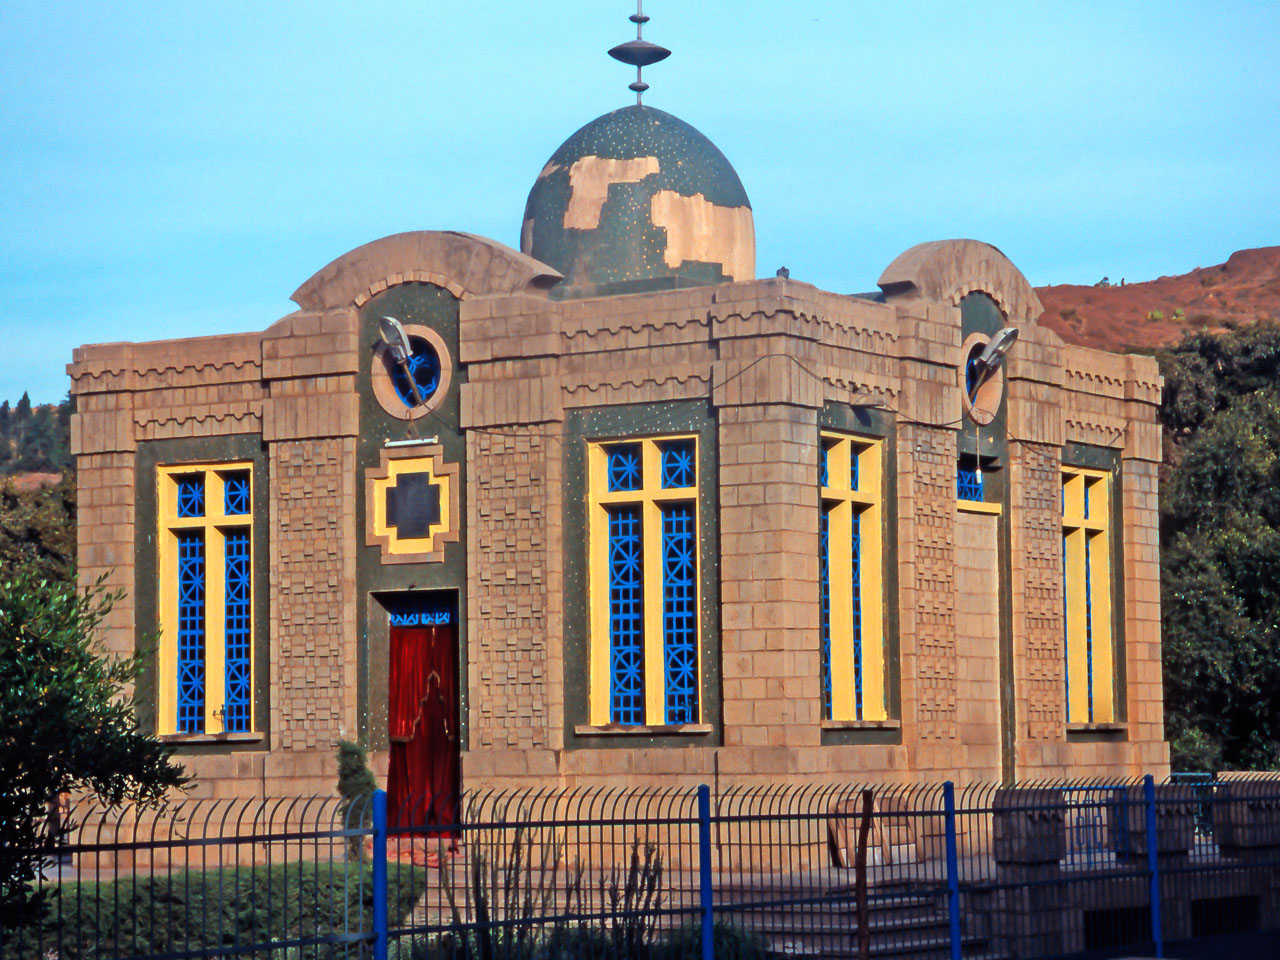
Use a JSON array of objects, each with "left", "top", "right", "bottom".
[{"left": 6, "top": 773, "right": 1280, "bottom": 960}]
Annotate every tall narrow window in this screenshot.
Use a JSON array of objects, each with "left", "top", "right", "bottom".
[
  {"left": 588, "top": 437, "right": 700, "bottom": 727},
  {"left": 158, "top": 464, "right": 255, "bottom": 735},
  {"left": 819, "top": 433, "right": 886, "bottom": 722},
  {"left": 1062, "top": 467, "right": 1114, "bottom": 723}
]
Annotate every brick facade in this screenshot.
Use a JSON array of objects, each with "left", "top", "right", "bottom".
[{"left": 69, "top": 232, "right": 1169, "bottom": 799}]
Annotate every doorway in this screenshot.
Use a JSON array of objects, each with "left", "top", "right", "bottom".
[{"left": 385, "top": 593, "right": 459, "bottom": 828}]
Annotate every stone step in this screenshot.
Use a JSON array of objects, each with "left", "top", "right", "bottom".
[
  {"left": 716, "top": 900, "right": 943, "bottom": 930},
  {"left": 760, "top": 932, "right": 997, "bottom": 960}
]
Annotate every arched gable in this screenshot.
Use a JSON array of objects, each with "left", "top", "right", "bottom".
[
  {"left": 290, "top": 231, "right": 563, "bottom": 311},
  {"left": 877, "top": 239, "right": 1043, "bottom": 323}
]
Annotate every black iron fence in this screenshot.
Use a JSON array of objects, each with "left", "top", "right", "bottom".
[{"left": 6, "top": 774, "right": 1280, "bottom": 960}]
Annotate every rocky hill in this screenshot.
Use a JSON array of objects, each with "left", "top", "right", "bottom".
[{"left": 1034, "top": 246, "right": 1280, "bottom": 353}]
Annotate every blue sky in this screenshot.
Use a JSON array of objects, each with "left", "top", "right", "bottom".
[{"left": 2, "top": 0, "right": 1277, "bottom": 403}]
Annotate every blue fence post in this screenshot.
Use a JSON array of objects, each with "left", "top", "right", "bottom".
[
  {"left": 943, "top": 781, "right": 962, "bottom": 960},
  {"left": 1144, "top": 774, "right": 1164, "bottom": 958},
  {"left": 372, "top": 789, "right": 388, "bottom": 960},
  {"left": 697, "top": 783, "right": 714, "bottom": 960}
]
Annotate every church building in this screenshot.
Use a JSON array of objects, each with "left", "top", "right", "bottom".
[{"left": 68, "top": 18, "right": 1168, "bottom": 804}]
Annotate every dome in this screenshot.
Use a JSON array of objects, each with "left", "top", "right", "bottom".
[{"left": 521, "top": 105, "right": 755, "bottom": 297}]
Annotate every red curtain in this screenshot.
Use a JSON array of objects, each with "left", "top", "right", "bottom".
[{"left": 387, "top": 624, "right": 458, "bottom": 830}]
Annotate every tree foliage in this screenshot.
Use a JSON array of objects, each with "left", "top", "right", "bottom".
[
  {"left": 0, "top": 393, "right": 71, "bottom": 475},
  {"left": 0, "top": 472, "right": 76, "bottom": 585},
  {"left": 1159, "top": 320, "right": 1280, "bottom": 770},
  {"left": 0, "top": 569, "right": 187, "bottom": 925}
]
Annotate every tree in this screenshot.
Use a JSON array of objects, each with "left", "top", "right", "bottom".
[
  {"left": 0, "top": 394, "right": 73, "bottom": 477},
  {"left": 0, "top": 473, "right": 76, "bottom": 585},
  {"left": 1158, "top": 320, "right": 1280, "bottom": 770},
  {"left": 16, "top": 405, "right": 54, "bottom": 473},
  {"left": 0, "top": 569, "right": 187, "bottom": 925}
]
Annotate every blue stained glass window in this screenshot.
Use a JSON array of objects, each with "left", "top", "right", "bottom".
[
  {"left": 223, "top": 529, "right": 252, "bottom": 732},
  {"left": 965, "top": 349, "right": 983, "bottom": 398},
  {"left": 177, "top": 475, "right": 205, "bottom": 518},
  {"left": 851, "top": 511, "right": 864, "bottom": 719},
  {"left": 176, "top": 531, "right": 206, "bottom": 733},
  {"left": 606, "top": 444, "right": 642, "bottom": 492},
  {"left": 1083, "top": 481, "right": 1091, "bottom": 520},
  {"left": 386, "top": 593, "right": 454, "bottom": 626},
  {"left": 820, "top": 446, "right": 829, "bottom": 487},
  {"left": 608, "top": 506, "right": 644, "bottom": 724},
  {"left": 851, "top": 448, "right": 860, "bottom": 492},
  {"left": 819, "top": 506, "right": 832, "bottom": 721},
  {"left": 661, "top": 504, "right": 698, "bottom": 723},
  {"left": 659, "top": 440, "right": 696, "bottom": 489},
  {"left": 223, "top": 471, "right": 250, "bottom": 516},
  {"left": 1085, "top": 537, "right": 1094, "bottom": 723},
  {"left": 957, "top": 458, "right": 983, "bottom": 501},
  {"left": 390, "top": 337, "right": 442, "bottom": 408}
]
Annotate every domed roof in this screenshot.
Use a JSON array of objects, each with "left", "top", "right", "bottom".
[{"left": 521, "top": 105, "right": 755, "bottom": 297}]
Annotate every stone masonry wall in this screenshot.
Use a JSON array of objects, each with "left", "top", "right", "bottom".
[
  {"left": 67, "top": 234, "right": 1170, "bottom": 801},
  {"left": 268, "top": 437, "right": 357, "bottom": 764},
  {"left": 75, "top": 451, "right": 137, "bottom": 661},
  {"left": 716, "top": 402, "right": 823, "bottom": 763},
  {"left": 1010, "top": 440, "right": 1066, "bottom": 751},
  {"left": 1121, "top": 458, "right": 1168, "bottom": 771},
  {"left": 954, "top": 511, "right": 1003, "bottom": 782},
  {"left": 465, "top": 426, "right": 552, "bottom": 759},
  {"left": 897, "top": 425, "right": 959, "bottom": 756}
]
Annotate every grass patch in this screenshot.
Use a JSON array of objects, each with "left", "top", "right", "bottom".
[{"left": 5, "top": 860, "right": 426, "bottom": 960}]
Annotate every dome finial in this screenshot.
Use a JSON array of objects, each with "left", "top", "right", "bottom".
[{"left": 608, "top": 0, "right": 671, "bottom": 105}]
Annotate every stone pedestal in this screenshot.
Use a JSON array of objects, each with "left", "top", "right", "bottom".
[
  {"left": 1111, "top": 784, "right": 1196, "bottom": 860},
  {"left": 1215, "top": 780, "right": 1280, "bottom": 855},
  {"left": 993, "top": 787, "right": 1066, "bottom": 864},
  {"left": 992, "top": 788, "right": 1067, "bottom": 956}
]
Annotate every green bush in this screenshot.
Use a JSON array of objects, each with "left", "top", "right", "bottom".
[
  {"left": 656, "top": 921, "right": 771, "bottom": 960},
  {"left": 402, "top": 919, "right": 770, "bottom": 960},
  {"left": 337, "top": 740, "right": 377, "bottom": 857},
  {"left": 4, "top": 860, "right": 426, "bottom": 960}
]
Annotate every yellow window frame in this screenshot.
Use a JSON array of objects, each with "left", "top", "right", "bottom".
[
  {"left": 820, "top": 432, "right": 887, "bottom": 722},
  {"left": 586, "top": 435, "right": 701, "bottom": 727},
  {"left": 1062, "top": 466, "right": 1114, "bottom": 724},
  {"left": 156, "top": 462, "right": 255, "bottom": 735}
]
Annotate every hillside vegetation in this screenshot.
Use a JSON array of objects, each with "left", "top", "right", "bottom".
[
  {"left": 1037, "top": 246, "right": 1280, "bottom": 353},
  {"left": 0, "top": 394, "right": 75, "bottom": 583}
]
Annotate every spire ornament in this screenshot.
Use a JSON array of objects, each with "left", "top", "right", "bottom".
[{"left": 608, "top": 1, "right": 670, "bottom": 104}]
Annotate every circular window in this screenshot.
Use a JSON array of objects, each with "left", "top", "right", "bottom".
[
  {"left": 390, "top": 337, "right": 442, "bottom": 407},
  {"left": 964, "top": 347, "right": 983, "bottom": 398},
  {"left": 960, "top": 332, "right": 1005, "bottom": 426},
  {"left": 371, "top": 323, "right": 452, "bottom": 421}
]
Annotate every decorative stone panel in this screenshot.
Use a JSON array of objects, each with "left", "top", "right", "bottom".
[
  {"left": 467, "top": 426, "right": 551, "bottom": 751},
  {"left": 269, "top": 438, "right": 357, "bottom": 751},
  {"left": 897, "top": 425, "right": 957, "bottom": 742},
  {"left": 1009, "top": 441, "right": 1065, "bottom": 743}
]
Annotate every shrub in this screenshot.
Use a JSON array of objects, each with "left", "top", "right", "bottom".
[
  {"left": 4, "top": 860, "right": 426, "bottom": 960},
  {"left": 337, "top": 740, "right": 377, "bottom": 857},
  {"left": 657, "top": 921, "right": 772, "bottom": 960}
]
